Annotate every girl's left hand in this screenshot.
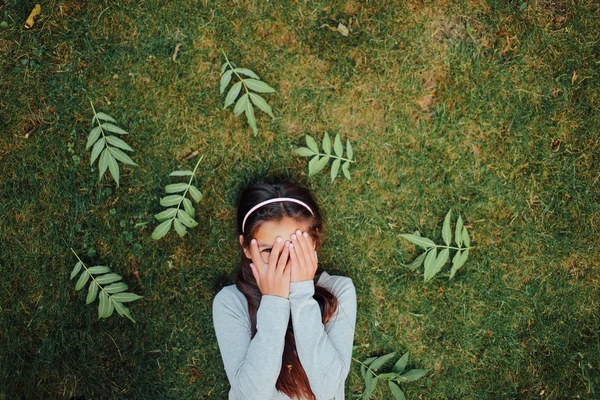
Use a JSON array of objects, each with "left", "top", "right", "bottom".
[{"left": 289, "top": 230, "right": 318, "bottom": 282}]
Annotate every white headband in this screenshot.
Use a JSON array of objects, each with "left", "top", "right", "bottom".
[{"left": 242, "top": 197, "right": 315, "bottom": 233}]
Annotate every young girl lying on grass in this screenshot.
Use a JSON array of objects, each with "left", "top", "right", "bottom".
[{"left": 213, "top": 182, "right": 357, "bottom": 400}]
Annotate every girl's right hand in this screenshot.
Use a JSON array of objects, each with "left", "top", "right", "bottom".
[{"left": 248, "top": 237, "right": 291, "bottom": 299}]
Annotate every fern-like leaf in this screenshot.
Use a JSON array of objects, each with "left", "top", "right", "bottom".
[
  {"left": 69, "top": 248, "right": 141, "bottom": 322},
  {"left": 220, "top": 51, "right": 275, "bottom": 136},
  {"left": 88, "top": 101, "right": 137, "bottom": 187},
  {"left": 294, "top": 133, "right": 355, "bottom": 182},
  {"left": 151, "top": 155, "right": 204, "bottom": 240}
]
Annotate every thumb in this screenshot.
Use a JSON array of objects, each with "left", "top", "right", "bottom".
[{"left": 249, "top": 263, "right": 261, "bottom": 286}]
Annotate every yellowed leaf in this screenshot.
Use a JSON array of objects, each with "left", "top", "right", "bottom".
[{"left": 24, "top": 4, "right": 41, "bottom": 29}]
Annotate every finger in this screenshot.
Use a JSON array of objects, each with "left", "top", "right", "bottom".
[
  {"left": 249, "top": 239, "right": 264, "bottom": 271},
  {"left": 277, "top": 241, "right": 290, "bottom": 275},
  {"left": 289, "top": 242, "right": 301, "bottom": 272},
  {"left": 298, "top": 231, "right": 315, "bottom": 266},
  {"left": 304, "top": 233, "right": 318, "bottom": 265},
  {"left": 249, "top": 263, "right": 261, "bottom": 287},
  {"left": 292, "top": 231, "right": 308, "bottom": 268},
  {"left": 267, "top": 236, "right": 285, "bottom": 271}
]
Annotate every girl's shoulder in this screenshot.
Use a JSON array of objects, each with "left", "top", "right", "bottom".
[
  {"left": 317, "top": 271, "right": 355, "bottom": 298},
  {"left": 213, "top": 284, "right": 248, "bottom": 312}
]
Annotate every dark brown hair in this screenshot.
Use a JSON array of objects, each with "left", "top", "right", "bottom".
[{"left": 235, "top": 182, "right": 338, "bottom": 400}]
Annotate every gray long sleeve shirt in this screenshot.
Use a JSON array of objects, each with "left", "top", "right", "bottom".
[{"left": 213, "top": 271, "right": 357, "bottom": 400}]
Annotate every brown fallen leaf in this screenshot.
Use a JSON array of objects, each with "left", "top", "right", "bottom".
[
  {"left": 25, "top": 4, "right": 41, "bottom": 29},
  {"left": 417, "top": 94, "right": 435, "bottom": 112},
  {"left": 571, "top": 70, "right": 577, "bottom": 85}
]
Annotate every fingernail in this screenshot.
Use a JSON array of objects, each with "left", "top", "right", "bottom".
[
  {"left": 251, "top": 239, "right": 256, "bottom": 245},
  {"left": 296, "top": 230, "right": 302, "bottom": 235},
  {"left": 289, "top": 243, "right": 294, "bottom": 248},
  {"left": 303, "top": 232, "right": 309, "bottom": 238},
  {"left": 285, "top": 241, "right": 290, "bottom": 247},
  {"left": 291, "top": 234, "right": 297, "bottom": 240},
  {"left": 276, "top": 237, "right": 282, "bottom": 243}
]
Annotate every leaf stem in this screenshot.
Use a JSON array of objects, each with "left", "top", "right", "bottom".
[
  {"left": 313, "top": 152, "right": 355, "bottom": 163},
  {"left": 222, "top": 50, "right": 249, "bottom": 94},
  {"left": 428, "top": 245, "right": 476, "bottom": 251},
  {"left": 352, "top": 357, "right": 380, "bottom": 379}
]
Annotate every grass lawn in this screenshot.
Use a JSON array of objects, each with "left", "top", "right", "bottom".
[{"left": 1, "top": 0, "right": 599, "bottom": 398}]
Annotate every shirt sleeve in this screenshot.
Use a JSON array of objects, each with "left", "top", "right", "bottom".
[
  {"left": 213, "top": 289, "right": 291, "bottom": 400},
  {"left": 289, "top": 277, "right": 357, "bottom": 399}
]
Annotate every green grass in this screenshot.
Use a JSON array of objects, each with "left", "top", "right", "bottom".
[{"left": 1, "top": 0, "right": 599, "bottom": 398}]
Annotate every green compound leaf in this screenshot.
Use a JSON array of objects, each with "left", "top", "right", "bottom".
[
  {"left": 86, "top": 281, "right": 99, "bottom": 304},
  {"left": 90, "top": 137, "right": 105, "bottom": 165},
  {"left": 449, "top": 249, "right": 469, "bottom": 280},
  {"left": 392, "top": 351, "right": 409, "bottom": 374},
  {"left": 402, "top": 252, "right": 426, "bottom": 270},
  {"left": 308, "top": 156, "right": 320, "bottom": 176},
  {"left": 334, "top": 133, "right": 343, "bottom": 157},
  {"left": 363, "top": 370, "right": 377, "bottom": 400},
  {"left": 224, "top": 81, "right": 242, "bottom": 109},
  {"left": 105, "top": 135, "right": 133, "bottom": 152},
  {"left": 87, "top": 126, "right": 101, "bottom": 149},
  {"left": 342, "top": 161, "right": 351, "bottom": 180},
  {"left": 177, "top": 209, "right": 198, "bottom": 228},
  {"left": 152, "top": 219, "right": 173, "bottom": 240},
  {"left": 399, "top": 234, "right": 435, "bottom": 250},
  {"left": 188, "top": 185, "right": 203, "bottom": 203},
  {"left": 243, "top": 78, "right": 275, "bottom": 93},
  {"left": 388, "top": 381, "right": 406, "bottom": 400},
  {"left": 71, "top": 261, "right": 82, "bottom": 279},
  {"left": 234, "top": 68, "right": 259, "bottom": 79},
  {"left": 311, "top": 156, "right": 329, "bottom": 176},
  {"left": 94, "top": 112, "right": 117, "bottom": 123},
  {"left": 101, "top": 123, "right": 128, "bottom": 135},
  {"left": 234, "top": 93, "right": 249, "bottom": 116},
  {"left": 87, "top": 266, "right": 110, "bottom": 274},
  {"left": 245, "top": 99, "right": 258, "bottom": 135},
  {"left": 109, "top": 146, "right": 137, "bottom": 166},
  {"left": 462, "top": 226, "right": 471, "bottom": 247},
  {"left": 173, "top": 217, "right": 187, "bottom": 237},
  {"left": 295, "top": 147, "right": 315, "bottom": 157},
  {"left": 182, "top": 197, "right": 195, "bottom": 218},
  {"left": 111, "top": 292, "right": 142, "bottom": 303},
  {"left": 347, "top": 140, "right": 353, "bottom": 160},
  {"left": 442, "top": 209, "right": 452, "bottom": 246},
  {"left": 98, "top": 290, "right": 114, "bottom": 318},
  {"left": 113, "top": 300, "right": 135, "bottom": 322},
  {"left": 370, "top": 352, "right": 397, "bottom": 371},
  {"left": 169, "top": 170, "right": 194, "bottom": 177},
  {"left": 220, "top": 62, "right": 228, "bottom": 75},
  {"left": 104, "top": 282, "right": 128, "bottom": 294},
  {"left": 399, "top": 369, "right": 428, "bottom": 382},
  {"left": 305, "top": 135, "right": 319, "bottom": 153},
  {"left": 423, "top": 247, "right": 437, "bottom": 282},
  {"left": 75, "top": 270, "right": 90, "bottom": 291},
  {"left": 430, "top": 248, "right": 449, "bottom": 281},
  {"left": 220, "top": 69, "right": 233, "bottom": 94},
  {"left": 106, "top": 150, "right": 120, "bottom": 186},
  {"left": 249, "top": 92, "right": 274, "bottom": 118},
  {"left": 160, "top": 195, "right": 183, "bottom": 207},
  {"left": 322, "top": 132, "right": 331, "bottom": 155},
  {"left": 98, "top": 148, "right": 110, "bottom": 181},
  {"left": 455, "top": 215, "right": 464, "bottom": 247},
  {"left": 330, "top": 158, "right": 341, "bottom": 182},
  {"left": 94, "top": 273, "right": 122, "bottom": 285},
  {"left": 154, "top": 208, "right": 177, "bottom": 221},
  {"left": 165, "top": 183, "right": 188, "bottom": 193}
]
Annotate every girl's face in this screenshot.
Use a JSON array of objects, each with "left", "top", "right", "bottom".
[{"left": 240, "top": 216, "right": 312, "bottom": 264}]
